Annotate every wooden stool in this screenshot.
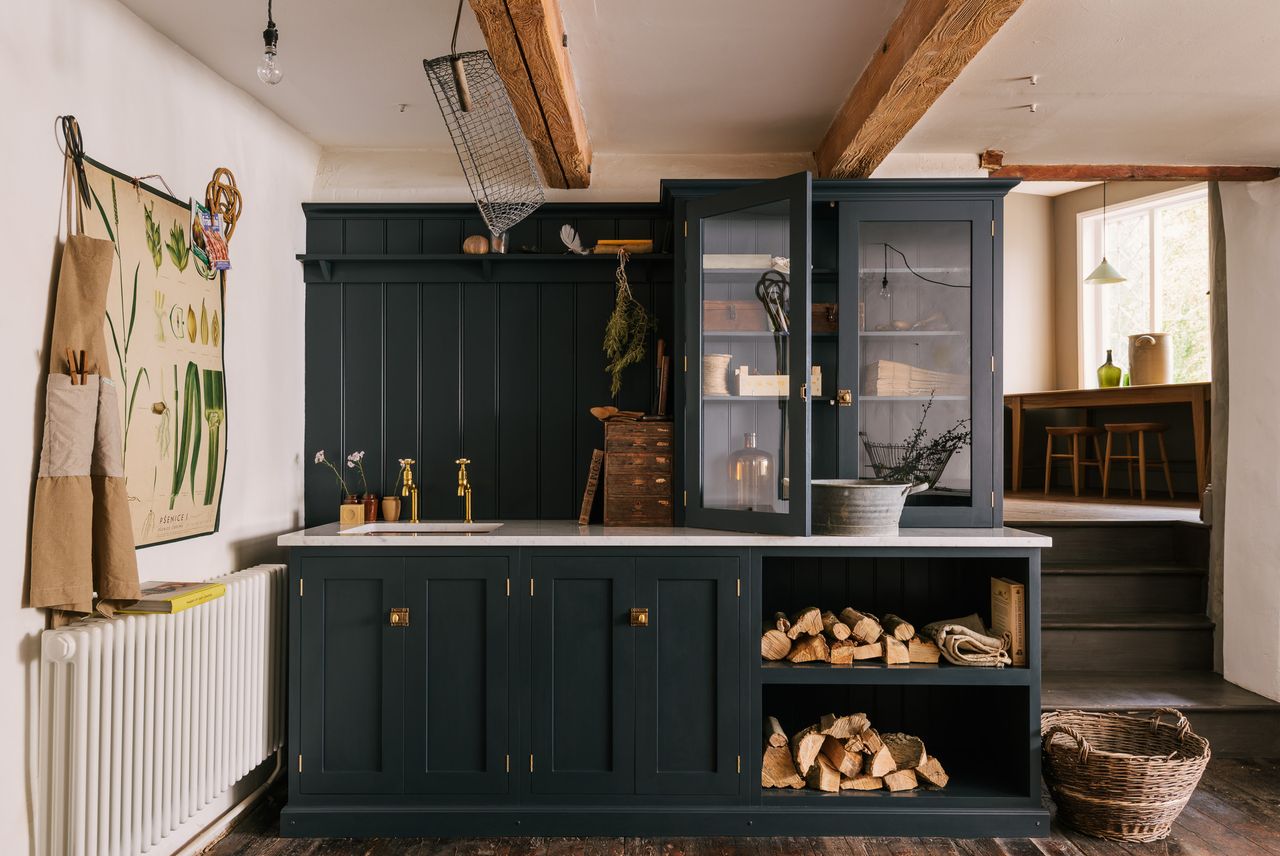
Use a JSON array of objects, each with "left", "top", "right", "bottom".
[
  {"left": 1044, "top": 426, "right": 1105, "bottom": 497},
  {"left": 1103, "top": 422, "right": 1175, "bottom": 501}
]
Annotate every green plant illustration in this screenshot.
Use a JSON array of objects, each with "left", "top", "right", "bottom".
[
  {"left": 90, "top": 178, "right": 149, "bottom": 469},
  {"left": 169, "top": 361, "right": 202, "bottom": 509},
  {"left": 144, "top": 201, "right": 163, "bottom": 272},
  {"left": 165, "top": 220, "right": 189, "bottom": 272},
  {"left": 202, "top": 369, "right": 225, "bottom": 505}
]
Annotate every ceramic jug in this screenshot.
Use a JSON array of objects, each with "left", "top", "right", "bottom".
[{"left": 1128, "top": 333, "right": 1172, "bottom": 385}]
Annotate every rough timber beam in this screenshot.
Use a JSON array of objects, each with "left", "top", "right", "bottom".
[{"left": 979, "top": 150, "right": 1279, "bottom": 182}]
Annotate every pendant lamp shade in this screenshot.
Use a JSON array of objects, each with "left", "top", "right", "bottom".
[{"left": 1087, "top": 181, "right": 1126, "bottom": 284}]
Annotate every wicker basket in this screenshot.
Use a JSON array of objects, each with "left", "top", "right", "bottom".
[{"left": 1041, "top": 708, "right": 1210, "bottom": 842}]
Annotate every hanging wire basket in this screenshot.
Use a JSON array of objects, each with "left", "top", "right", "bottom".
[
  {"left": 859, "top": 432, "right": 955, "bottom": 489},
  {"left": 424, "top": 49, "right": 545, "bottom": 238}
]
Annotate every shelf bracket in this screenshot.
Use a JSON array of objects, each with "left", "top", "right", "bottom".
[{"left": 317, "top": 259, "right": 333, "bottom": 282}]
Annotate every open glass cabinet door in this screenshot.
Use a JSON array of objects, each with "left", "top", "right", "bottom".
[{"left": 684, "top": 172, "right": 812, "bottom": 535}]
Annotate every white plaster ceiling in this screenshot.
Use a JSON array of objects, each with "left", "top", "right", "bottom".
[
  {"left": 116, "top": 0, "right": 904, "bottom": 153},
  {"left": 898, "top": 0, "right": 1280, "bottom": 166}
]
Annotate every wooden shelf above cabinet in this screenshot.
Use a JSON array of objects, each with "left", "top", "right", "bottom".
[{"left": 296, "top": 252, "right": 675, "bottom": 284}]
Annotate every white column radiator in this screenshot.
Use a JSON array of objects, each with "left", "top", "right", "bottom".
[{"left": 37, "top": 564, "right": 287, "bottom": 856}]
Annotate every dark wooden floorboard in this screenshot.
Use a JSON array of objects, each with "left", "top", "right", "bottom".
[{"left": 201, "top": 759, "right": 1277, "bottom": 856}]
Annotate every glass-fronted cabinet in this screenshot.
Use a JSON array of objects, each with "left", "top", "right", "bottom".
[{"left": 671, "top": 176, "right": 1012, "bottom": 533}]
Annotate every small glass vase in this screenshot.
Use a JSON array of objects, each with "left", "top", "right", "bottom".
[
  {"left": 1097, "top": 349, "right": 1122, "bottom": 388},
  {"left": 728, "top": 432, "right": 775, "bottom": 511},
  {"left": 363, "top": 493, "right": 379, "bottom": 522}
]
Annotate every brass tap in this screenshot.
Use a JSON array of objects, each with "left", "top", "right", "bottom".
[
  {"left": 400, "top": 459, "right": 419, "bottom": 523},
  {"left": 455, "top": 457, "right": 473, "bottom": 524}
]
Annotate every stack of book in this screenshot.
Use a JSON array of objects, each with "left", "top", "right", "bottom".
[
  {"left": 118, "top": 581, "right": 226, "bottom": 615},
  {"left": 862, "top": 359, "right": 967, "bottom": 397}
]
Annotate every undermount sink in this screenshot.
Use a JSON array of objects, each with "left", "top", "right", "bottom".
[{"left": 339, "top": 522, "right": 505, "bottom": 535}]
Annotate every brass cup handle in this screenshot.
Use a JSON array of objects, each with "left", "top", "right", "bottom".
[
  {"left": 389, "top": 607, "right": 410, "bottom": 627},
  {"left": 629, "top": 607, "right": 649, "bottom": 627}
]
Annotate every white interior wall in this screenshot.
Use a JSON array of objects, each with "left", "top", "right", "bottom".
[
  {"left": 1220, "top": 179, "right": 1280, "bottom": 703},
  {"left": 0, "top": 0, "right": 320, "bottom": 852},
  {"left": 1002, "top": 193, "right": 1056, "bottom": 393}
]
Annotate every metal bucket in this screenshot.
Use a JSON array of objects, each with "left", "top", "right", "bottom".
[{"left": 811, "top": 479, "right": 928, "bottom": 536}]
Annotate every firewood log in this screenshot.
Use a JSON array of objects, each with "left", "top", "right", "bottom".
[
  {"left": 786, "top": 634, "right": 829, "bottom": 663},
  {"left": 820, "top": 735, "right": 862, "bottom": 777},
  {"left": 843, "top": 733, "right": 865, "bottom": 754},
  {"left": 882, "top": 613, "right": 915, "bottom": 642},
  {"left": 908, "top": 636, "right": 941, "bottom": 664},
  {"left": 762, "top": 745, "right": 805, "bottom": 788},
  {"left": 828, "top": 639, "right": 856, "bottom": 664},
  {"left": 884, "top": 768, "right": 918, "bottom": 792},
  {"left": 773, "top": 611, "right": 791, "bottom": 633},
  {"left": 917, "top": 755, "right": 950, "bottom": 788},
  {"left": 860, "top": 726, "right": 883, "bottom": 754},
  {"left": 819, "top": 712, "right": 869, "bottom": 739},
  {"left": 852, "top": 641, "right": 883, "bottom": 660},
  {"left": 806, "top": 753, "right": 842, "bottom": 792},
  {"left": 882, "top": 636, "right": 909, "bottom": 665},
  {"left": 843, "top": 774, "right": 884, "bottom": 790},
  {"left": 881, "top": 733, "right": 927, "bottom": 769},
  {"left": 765, "top": 715, "right": 788, "bottom": 749},
  {"left": 761, "top": 630, "right": 791, "bottom": 661},
  {"left": 821, "top": 610, "right": 851, "bottom": 641},
  {"left": 790, "top": 725, "right": 825, "bottom": 777},
  {"left": 867, "top": 744, "right": 896, "bottom": 778},
  {"left": 786, "top": 607, "right": 823, "bottom": 640},
  {"left": 838, "top": 608, "right": 883, "bottom": 644}
]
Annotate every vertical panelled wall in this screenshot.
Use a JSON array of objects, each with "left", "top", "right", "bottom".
[{"left": 303, "top": 204, "right": 673, "bottom": 526}]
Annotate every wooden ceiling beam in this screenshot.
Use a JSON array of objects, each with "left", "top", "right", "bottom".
[
  {"left": 816, "top": 0, "right": 1024, "bottom": 179},
  {"left": 469, "top": 0, "right": 592, "bottom": 189},
  {"left": 979, "top": 150, "right": 1278, "bottom": 182}
]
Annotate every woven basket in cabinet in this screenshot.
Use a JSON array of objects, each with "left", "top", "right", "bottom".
[{"left": 1041, "top": 708, "right": 1210, "bottom": 843}]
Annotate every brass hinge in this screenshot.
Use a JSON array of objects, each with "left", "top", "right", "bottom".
[
  {"left": 991, "top": 491, "right": 996, "bottom": 508},
  {"left": 991, "top": 219, "right": 996, "bottom": 237},
  {"left": 737, "top": 755, "right": 742, "bottom": 774},
  {"left": 683, "top": 490, "right": 688, "bottom": 507},
  {"left": 530, "top": 754, "right": 534, "bottom": 772},
  {"left": 529, "top": 577, "right": 534, "bottom": 597},
  {"left": 505, "top": 754, "right": 510, "bottom": 773},
  {"left": 298, "top": 578, "right": 303, "bottom": 597},
  {"left": 683, "top": 220, "right": 688, "bottom": 237},
  {"left": 683, "top": 354, "right": 687, "bottom": 372},
  {"left": 991, "top": 354, "right": 997, "bottom": 373},
  {"left": 736, "top": 578, "right": 741, "bottom": 598},
  {"left": 506, "top": 577, "right": 510, "bottom": 597},
  {"left": 297, "top": 754, "right": 303, "bottom": 773}
]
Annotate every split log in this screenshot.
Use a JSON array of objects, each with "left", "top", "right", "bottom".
[
  {"left": 828, "top": 639, "right": 857, "bottom": 664},
  {"left": 765, "top": 715, "right": 788, "bottom": 749},
  {"left": 852, "top": 641, "right": 884, "bottom": 660},
  {"left": 843, "top": 733, "right": 865, "bottom": 754},
  {"left": 884, "top": 768, "right": 918, "bottom": 792},
  {"left": 908, "top": 636, "right": 941, "bottom": 664},
  {"left": 821, "top": 610, "right": 852, "bottom": 641},
  {"left": 844, "top": 774, "right": 884, "bottom": 790},
  {"left": 882, "top": 636, "right": 910, "bottom": 665},
  {"left": 786, "top": 634, "right": 829, "bottom": 663},
  {"left": 819, "top": 712, "right": 869, "bottom": 739},
  {"left": 917, "top": 755, "right": 950, "bottom": 788},
  {"left": 882, "top": 733, "right": 927, "bottom": 769},
  {"left": 773, "top": 611, "right": 792, "bottom": 633},
  {"left": 882, "top": 613, "right": 915, "bottom": 642},
  {"left": 761, "top": 630, "right": 791, "bottom": 661},
  {"left": 838, "top": 608, "right": 883, "bottom": 643},
  {"left": 820, "top": 735, "right": 862, "bottom": 777},
  {"left": 790, "top": 725, "right": 825, "bottom": 776},
  {"left": 867, "top": 744, "right": 896, "bottom": 778},
  {"left": 786, "top": 607, "right": 823, "bottom": 640},
  {"left": 762, "top": 745, "right": 805, "bottom": 789},
  {"left": 806, "top": 753, "right": 842, "bottom": 793},
  {"left": 860, "top": 726, "right": 883, "bottom": 754}
]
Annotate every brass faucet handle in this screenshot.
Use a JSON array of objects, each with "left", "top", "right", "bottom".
[{"left": 455, "top": 457, "right": 470, "bottom": 466}]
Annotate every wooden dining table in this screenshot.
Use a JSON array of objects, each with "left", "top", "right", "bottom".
[{"left": 1005, "top": 382, "right": 1212, "bottom": 496}]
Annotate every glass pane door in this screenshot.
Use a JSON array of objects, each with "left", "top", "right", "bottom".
[{"left": 685, "top": 174, "right": 811, "bottom": 535}]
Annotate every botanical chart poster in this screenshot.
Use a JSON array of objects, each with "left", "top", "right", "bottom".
[{"left": 82, "top": 160, "right": 227, "bottom": 546}]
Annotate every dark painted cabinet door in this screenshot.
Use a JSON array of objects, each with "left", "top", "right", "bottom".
[
  {"left": 530, "top": 557, "right": 635, "bottom": 794},
  {"left": 635, "top": 557, "right": 740, "bottom": 795},
  {"left": 298, "top": 557, "right": 405, "bottom": 794},
  {"left": 403, "top": 557, "right": 510, "bottom": 794}
]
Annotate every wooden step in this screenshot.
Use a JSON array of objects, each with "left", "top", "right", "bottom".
[
  {"left": 1043, "top": 670, "right": 1280, "bottom": 757},
  {"left": 1042, "top": 612, "right": 1214, "bottom": 671},
  {"left": 1043, "top": 562, "right": 1207, "bottom": 615},
  {"left": 1019, "top": 520, "right": 1209, "bottom": 566}
]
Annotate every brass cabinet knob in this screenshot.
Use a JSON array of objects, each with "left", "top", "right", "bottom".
[
  {"left": 389, "top": 607, "right": 410, "bottom": 627},
  {"left": 630, "top": 607, "right": 649, "bottom": 627}
]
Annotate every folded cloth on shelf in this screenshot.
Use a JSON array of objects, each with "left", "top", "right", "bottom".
[{"left": 921, "top": 613, "right": 1011, "bottom": 668}]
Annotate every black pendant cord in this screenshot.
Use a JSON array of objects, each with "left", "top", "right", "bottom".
[
  {"left": 1101, "top": 181, "right": 1108, "bottom": 257},
  {"left": 882, "top": 242, "right": 970, "bottom": 289}
]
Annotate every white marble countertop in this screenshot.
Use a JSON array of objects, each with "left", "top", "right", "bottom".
[{"left": 278, "top": 520, "right": 1051, "bottom": 549}]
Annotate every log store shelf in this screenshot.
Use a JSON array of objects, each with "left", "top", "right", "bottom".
[{"left": 279, "top": 523, "right": 1049, "bottom": 838}]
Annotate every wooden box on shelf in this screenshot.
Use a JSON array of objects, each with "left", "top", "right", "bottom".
[
  {"left": 704, "top": 300, "right": 772, "bottom": 332},
  {"left": 603, "top": 421, "right": 674, "bottom": 527}
]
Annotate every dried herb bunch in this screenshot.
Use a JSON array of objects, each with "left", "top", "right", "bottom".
[
  {"left": 603, "top": 249, "right": 652, "bottom": 397},
  {"left": 864, "top": 395, "right": 971, "bottom": 484}
]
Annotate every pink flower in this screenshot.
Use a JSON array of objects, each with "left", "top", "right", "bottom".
[{"left": 313, "top": 450, "right": 325, "bottom": 464}]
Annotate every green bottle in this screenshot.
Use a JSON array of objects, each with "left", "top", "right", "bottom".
[{"left": 1097, "top": 349, "right": 1122, "bottom": 388}]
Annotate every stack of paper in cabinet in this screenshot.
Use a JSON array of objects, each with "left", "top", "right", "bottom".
[{"left": 862, "top": 359, "right": 967, "bottom": 397}]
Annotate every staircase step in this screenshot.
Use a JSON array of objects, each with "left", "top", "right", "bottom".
[
  {"left": 1043, "top": 563, "right": 1206, "bottom": 614},
  {"left": 1043, "top": 670, "right": 1280, "bottom": 757},
  {"left": 1019, "top": 520, "right": 1209, "bottom": 566},
  {"left": 1043, "top": 612, "right": 1213, "bottom": 671}
]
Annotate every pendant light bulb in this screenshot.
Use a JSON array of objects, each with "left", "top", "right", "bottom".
[
  {"left": 1086, "top": 181, "right": 1125, "bottom": 284},
  {"left": 256, "top": 1, "right": 283, "bottom": 85}
]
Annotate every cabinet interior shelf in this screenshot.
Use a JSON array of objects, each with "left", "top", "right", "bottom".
[
  {"left": 704, "top": 331, "right": 837, "bottom": 339},
  {"left": 758, "top": 660, "right": 1030, "bottom": 686},
  {"left": 858, "top": 267, "right": 968, "bottom": 275},
  {"left": 704, "top": 395, "right": 837, "bottom": 402},
  {"left": 860, "top": 330, "right": 964, "bottom": 338},
  {"left": 860, "top": 395, "right": 969, "bottom": 402}
]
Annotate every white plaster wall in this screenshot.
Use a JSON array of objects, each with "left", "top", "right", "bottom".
[
  {"left": 0, "top": 1, "right": 320, "bottom": 852},
  {"left": 1002, "top": 193, "right": 1056, "bottom": 393},
  {"left": 1220, "top": 179, "right": 1280, "bottom": 702}
]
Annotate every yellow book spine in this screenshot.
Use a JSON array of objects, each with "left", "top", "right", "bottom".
[{"left": 168, "top": 584, "right": 226, "bottom": 613}]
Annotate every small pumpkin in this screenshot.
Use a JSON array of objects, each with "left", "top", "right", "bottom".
[{"left": 462, "top": 234, "right": 490, "bottom": 254}]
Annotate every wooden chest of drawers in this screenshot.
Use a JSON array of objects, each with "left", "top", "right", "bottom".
[{"left": 603, "top": 421, "right": 674, "bottom": 526}]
